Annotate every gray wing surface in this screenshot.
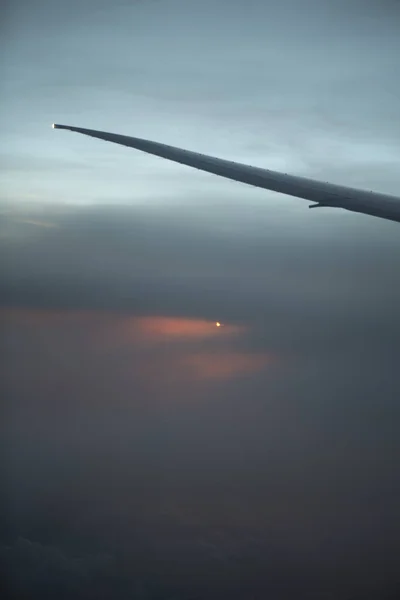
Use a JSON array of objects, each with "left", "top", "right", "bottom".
[{"left": 52, "top": 124, "right": 400, "bottom": 223}]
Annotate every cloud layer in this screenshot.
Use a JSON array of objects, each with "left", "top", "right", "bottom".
[
  {"left": 2, "top": 0, "right": 400, "bottom": 597},
  {"left": 1, "top": 199, "right": 400, "bottom": 597}
]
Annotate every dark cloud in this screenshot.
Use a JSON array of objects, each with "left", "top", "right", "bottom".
[
  {"left": 1, "top": 200, "right": 400, "bottom": 597},
  {"left": 1, "top": 538, "right": 117, "bottom": 599},
  {"left": 1, "top": 0, "right": 400, "bottom": 596},
  {"left": 1, "top": 200, "right": 399, "bottom": 344}
]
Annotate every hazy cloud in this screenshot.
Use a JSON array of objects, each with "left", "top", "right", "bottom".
[
  {"left": 1, "top": 538, "right": 117, "bottom": 599},
  {"left": 1, "top": 0, "right": 400, "bottom": 597},
  {"left": 1, "top": 200, "right": 400, "bottom": 598}
]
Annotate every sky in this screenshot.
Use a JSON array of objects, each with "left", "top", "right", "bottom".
[{"left": 1, "top": 0, "right": 400, "bottom": 598}]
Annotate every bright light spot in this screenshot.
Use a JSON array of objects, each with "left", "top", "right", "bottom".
[
  {"left": 51, "top": 123, "right": 55, "bottom": 128},
  {"left": 216, "top": 322, "right": 221, "bottom": 327}
]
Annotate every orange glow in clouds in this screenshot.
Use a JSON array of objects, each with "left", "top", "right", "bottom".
[
  {"left": 135, "top": 316, "right": 241, "bottom": 340},
  {"left": 1, "top": 310, "right": 278, "bottom": 393},
  {"left": 182, "top": 352, "right": 275, "bottom": 381}
]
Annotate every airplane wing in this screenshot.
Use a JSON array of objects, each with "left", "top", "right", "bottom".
[{"left": 52, "top": 124, "right": 400, "bottom": 223}]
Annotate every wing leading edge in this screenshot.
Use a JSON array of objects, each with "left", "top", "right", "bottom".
[{"left": 52, "top": 124, "right": 400, "bottom": 223}]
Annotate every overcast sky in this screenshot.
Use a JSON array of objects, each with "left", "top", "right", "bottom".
[
  {"left": 1, "top": 0, "right": 400, "bottom": 205},
  {"left": 1, "top": 1, "right": 400, "bottom": 598}
]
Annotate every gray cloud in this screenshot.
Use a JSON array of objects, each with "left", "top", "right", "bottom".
[
  {"left": 1, "top": 202, "right": 399, "bottom": 598},
  {"left": 2, "top": 1, "right": 400, "bottom": 597},
  {"left": 1, "top": 200, "right": 399, "bottom": 334},
  {"left": 0, "top": 538, "right": 117, "bottom": 599}
]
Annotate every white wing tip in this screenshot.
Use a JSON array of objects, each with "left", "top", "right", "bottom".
[{"left": 52, "top": 123, "right": 70, "bottom": 130}]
